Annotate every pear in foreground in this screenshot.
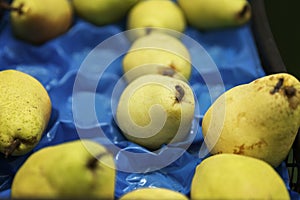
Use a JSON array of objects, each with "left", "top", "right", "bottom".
[
  {"left": 191, "top": 154, "right": 290, "bottom": 199},
  {"left": 202, "top": 73, "right": 300, "bottom": 167},
  {"left": 11, "top": 140, "right": 116, "bottom": 199},
  {"left": 0, "top": 70, "right": 51, "bottom": 157},
  {"left": 123, "top": 32, "right": 191, "bottom": 83},
  {"left": 178, "top": 0, "right": 251, "bottom": 30},
  {"left": 116, "top": 74, "right": 195, "bottom": 150},
  {"left": 120, "top": 187, "right": 188, "bottom": 200},
  {"left": 9, "top": 0, "right": 73, "bottom": 44}
]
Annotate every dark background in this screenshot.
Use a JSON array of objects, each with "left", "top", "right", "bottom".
[{"left": 264, "top": 0, "right": 300, "bottom": 79}]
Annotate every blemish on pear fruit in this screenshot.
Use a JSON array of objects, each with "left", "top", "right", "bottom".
[
  {"left": 233, "top": 140, "right": 267, "bottom": 155},
  {"left": 233, "top": 144, "right": 245, "bottom": 154},
  {"left": 175, "top": 85, "right": 185, "bottom": 103},
  {"left": 284, "top": 86, "right": 296, "bottom": 98},
  {"left": 270, "top": 78, "right": 284, "bottom": 94}
]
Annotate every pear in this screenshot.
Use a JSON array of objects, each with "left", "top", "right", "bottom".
[
  {"left": 127, "top": 0, "right": 186, "bottom": 38},
  {"left": 178, "top": 0, "right": 251, "bottom": 30},
  {"left": 202, "top": 73, "right": 300, "bottom": 167},
  {"left": 0, "top": 70, "right": 51, "bottom": 157},
  {"left": 191, "top": 154, "right": 290, "bottom": 199},
  {"left": 11, "top": 139, "right": 116, "bottom": 199},
  {"left": 116, "top": 74, "right": 195, "bottom": 150},
  {"left": 7, "top": 0, "right": 73, "bottom": 44},
  {"left": 119, "top": 188, "right": 188, "bottom": 200},
  {"left": 123, "top": 32, "right": 191, "bottom": 83},
  {"left": 71, "top": 0, "right": 139, "bottom": 26}
]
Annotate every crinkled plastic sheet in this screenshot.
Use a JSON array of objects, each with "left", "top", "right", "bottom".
[{"left": 0, "top": 11, "right": 299, "bottom": 200}]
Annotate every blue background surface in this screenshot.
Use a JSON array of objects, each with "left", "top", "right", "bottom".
[{"left": 0, "top": 6, "right": 299, "bottom": 199}]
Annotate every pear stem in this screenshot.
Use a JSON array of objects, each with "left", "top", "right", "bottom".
[
  {"left": 270, "top": 78, "right": 284, "bottom": 94},
  {"left": 161, "top": 67, "right": 176, "bottom": 77},
  {"left": 0, "top": 1, "right": 24, "bottom": 14},
  {"left": 175, "top": 85, "right": 185, "bottom": 103},
  {"left": 4, "top": 138, "right": 21, "bottom": 158},
  {"left": 237, "top": 4, "right": 251, "bottom": 19},
  {"left": 86, "top": 152, "right": 109, "bottom": 170}
]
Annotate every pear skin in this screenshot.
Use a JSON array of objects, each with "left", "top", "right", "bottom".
[
  {"left": 116, "top": 74, "right": 195, "bottom": 150},
  {"left": 10, "top": 0, "right": 73, "bottom": 44},
  {"left": 202, "top": 73, "right": 300, "bottom": 167},
  {"left": 123, "top": 32, "right": 191, "bottom": 83},
  {"left": 127, "top": 0, "right": 186, "bottom": 37},
  {"left": 178, "top": 0, "right": 251, "bottom": 30},
  {"left": 191, "top": 154, "right": 290, "bottom": 199},
  {"left": 0, "top": 70, "right": 51, "bottom": 157},
  {"left": 11, "top": 140, "right": 116, "bottom": 199},
  {"left": 120, "top": 188, "right": 188, "bottom": 200},
  {"left": 72, "top": 0, "right": 140, "bottom": 26}
]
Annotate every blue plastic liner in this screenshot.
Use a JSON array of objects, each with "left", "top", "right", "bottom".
[{"left": 0, "top": 10, "right": 299, "bottom": 200}]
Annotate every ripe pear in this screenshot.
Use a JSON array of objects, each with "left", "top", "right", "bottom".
[
  {"left": 119, "top": 188, "right": 188, "bottom": 200},
  {"left": 191, "top": 154, "right": 290, "bottom": 199},
  {"left": 202, "top": 73, "right": 300, "bottom": 167},
  {"left": 178, "top": 0, "right": 251, "bottom": 30},
  {"left": 8, "top": 0, "right": 73, "bottom": 44},
  {"left": 0, "top": 70, "right": 51, "bottom": 157},
  {"left": 127, "top": 0, "right": 186, "bottom": 38},
  {"left": 11, "top": 139, "right": 116, "bottom": 199},
  {"left": 71, "top": 0, "right": 139, "bottom": 26},
  {"left": 116, "top": 74, "right": 195, "bottom": 150},
  {"left": 123, "top": 32, "right": 191, "bottom": 83}
]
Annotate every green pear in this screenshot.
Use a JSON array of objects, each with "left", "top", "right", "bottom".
[
  {"left": 8, "top": 0, "right": 73, "bottom": 44},
  {"left": 71, "top": 0, "right": 139, "bottom": 26},
  {"left": 202, "top": 73, "right": 300, "bottom": 167},
  {"left": 0, "top": 70, "right": 51, "bottom": 157},
  {"left": 191, "top": 154, "right": 290, "bottom": 199},
  {"left": 127, "top": 0, "right": 186, "bottom": 38},
  {"left": 123, "top": 32, "right": 191, "bottom": 83},
  {"left": 11, "top": 139, "right": 116, "bottom": 199},
  {"left": 178, "top": 0, "right": 251, "bottom": 30},
  {"left": 119, "top": 188, "right": 188, "bottom": 200},
  {"left": 116, "top": 74, "right": 195, "bottom": 150}
]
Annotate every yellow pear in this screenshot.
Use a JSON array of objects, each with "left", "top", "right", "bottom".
[
  {"left": 9, "top": 0, "right": 73, "bottom": 44},
  {"left": 202, "top": 73, "right": 300, "bottom": 167},
  {"left": 71, "top": 0, "right": 139, "bottom": 26},
  {"left": 11, "top": 139, "right": 116, "bottom": 199},
  {"left": 116, "top": 74, "right": 195, "bottom": 150},
  {"left": 119, "top": 188, "right": 188, "bottom": 200},
  {"left": 178, "top": 0, "right": 251, "bottom": 30},
  {"left": 127, "top": 0, "right": 186, "bottom": 38},
  {"left": 191, "top": 154, "right": 290, "bottom": 199},
  {"left": 123, "top": 32, "right": 191, "bottom": 83},
  {"left": 0, "top": 70, "right": 51, "bottom": 157}
]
